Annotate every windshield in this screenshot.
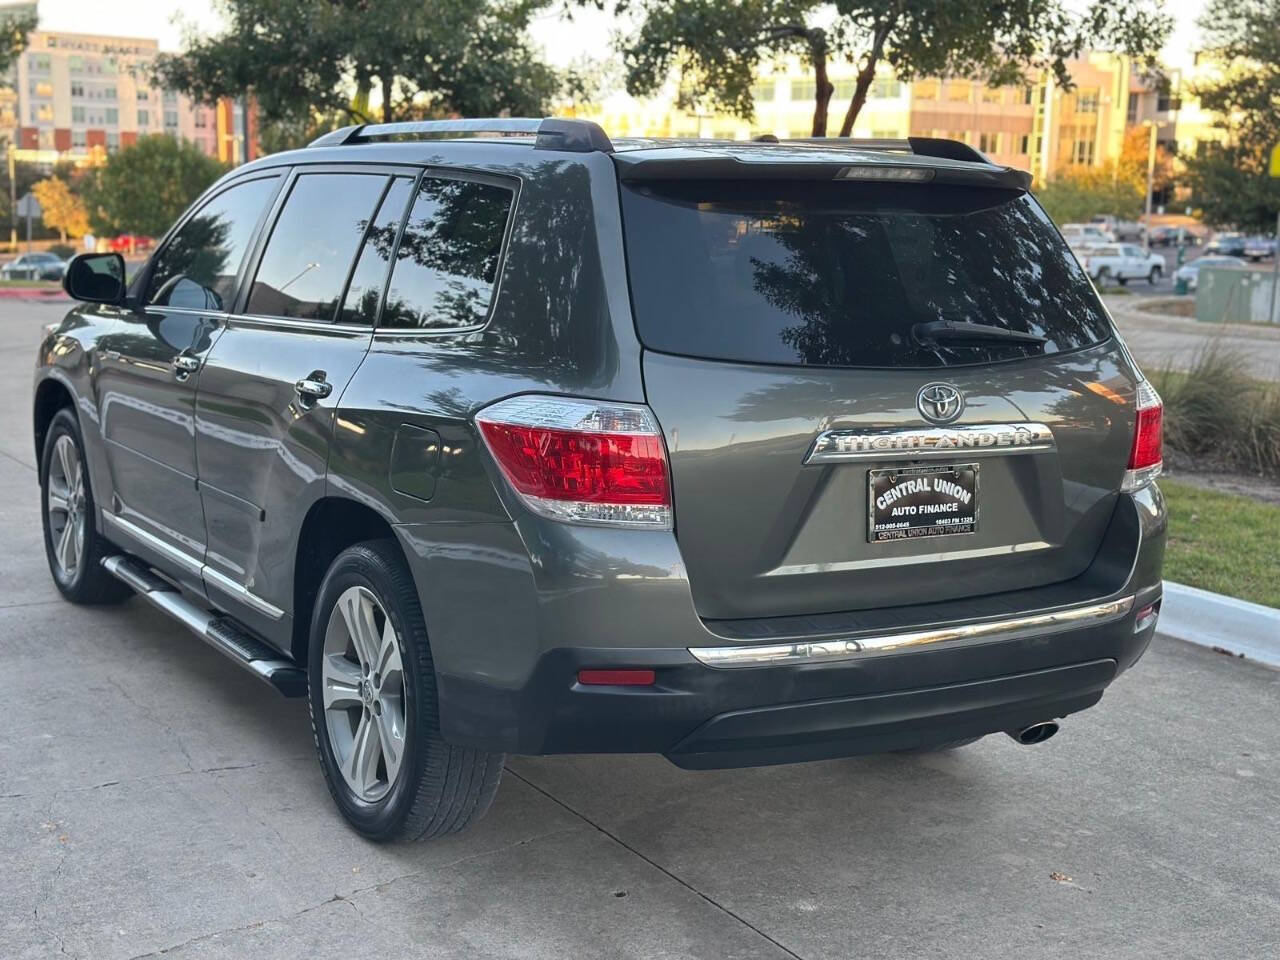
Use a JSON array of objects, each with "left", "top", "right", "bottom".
[{"left": 621, "top": 180, "right": 1113, "bottom": 369}]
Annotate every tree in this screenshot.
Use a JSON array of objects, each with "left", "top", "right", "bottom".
[
  {"left": 81, "top": 137, "right": 227, "bottom": 237},
  {"left": 32, "top": 177, "right": 91, "bottom": 242},
  {"left": 0, "top": 5, "right": 36, "bottom": 77},
  {"left": 1034, "top": 163, "right": 1146, "bottom": 225},
  {"left": 1182, "top": 0, "right": 1280, "bottom": 230},
  {"left": 597, "top": 0, "right": 1171, "bottom": 137},
  {"left": 154, "top": 0, "right": 564, "bottom": 134}
]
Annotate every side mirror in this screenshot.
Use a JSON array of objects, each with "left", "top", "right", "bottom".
[{"left": 63, "top": 252, "right": 128, "bottom": 305}]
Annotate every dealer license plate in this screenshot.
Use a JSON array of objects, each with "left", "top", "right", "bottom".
[{"left": 868, "top": 463, "right": 979, "bottom": 542}]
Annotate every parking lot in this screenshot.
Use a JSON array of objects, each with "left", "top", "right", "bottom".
[{"left": 2, "top": 299, "right": 1278, "bottom": 960}]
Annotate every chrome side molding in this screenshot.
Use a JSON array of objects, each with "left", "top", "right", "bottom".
[
  {"left": 689, "top": 596, "right": 1135, "bottom": 668},
  {"left": 103, "top": 512, "right": 284, "bottom": 620},
  {"left": 805, "top": 422, "right": 1055, "bottom": 464}
]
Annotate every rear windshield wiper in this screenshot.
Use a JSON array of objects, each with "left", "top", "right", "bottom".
[{"left": 912, "top": 320, "right": 1047, "bottom": 346}]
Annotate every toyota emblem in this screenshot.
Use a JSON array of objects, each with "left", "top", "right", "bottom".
[{"left": 916, "top": 383, "right": 964, "bottom": 424}]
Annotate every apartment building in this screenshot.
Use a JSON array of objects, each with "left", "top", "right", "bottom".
[
  {"left": 572, "top": 51, "right": 1212, "bottom": 183},
  {"left": 4, "top": 27, "right": 257, "bottom": 166}
]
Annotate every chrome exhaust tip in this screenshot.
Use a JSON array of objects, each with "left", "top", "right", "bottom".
[{"left": 1007, "top": 721, "right": 1060, "bottom": 745}]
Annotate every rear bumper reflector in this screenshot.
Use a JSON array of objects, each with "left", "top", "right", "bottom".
[{"left": 688, "top": 596, "right": 1135, "bottom": 668}]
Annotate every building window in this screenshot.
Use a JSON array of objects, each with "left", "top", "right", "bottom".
[
  {"left": 1022, "top": 85, "right": 1035, "bottom": 105},
  {"left": 1127, "top": 92, "right": 1139, "bottom": 124},
  {"left": 104, "top": 86, "right": 117, "bottom": 101},
  {"left": 981, "top": 88, "right": 1002, "bottom": 104},
  {"left": 163, "top": 89, "right": 178, "bottom": 105},
  {"left": 137, "top": 109, "right": 150, "bottom": 127},
  {"left": 68, "top": 55, "right": 84, "bottom": 73},
  {"left": 978, "top": 132, "right": 1001, "bottom": 153},
  {"left": 750, "top": 79, "right": 775, "bottom": 101},
  {"left": 870, "top": 129, "right": 899, "bottom": 139},
  {"left": 29, "top": 80, "right": 53, "bottom": 98},
  {"left": 28, "top": 54, "right": 50, "bottom": 72},
  {"left": 834, "top": 78, "right": 855, "bottom": 99},
  {"left": 1070, "top": 134, "right": 1096, "bottom": 165},
  {"left": 72, "top": 106, "right": 86, "bottom": 124},
  {"left": 105, "top": 107, "right": 118, "bottom": 124},
  {"left": 1077, "top": 89, "right": 1099, "bottom": 113},
  {"left": 194, "top": 111, "right": 207, "bottom": 129},
  {"left": 164, "top": 109, "right": 178, "bottom": 128},
  {"left": 1018, "top": 134, "right": 1031, "bottom": 154},
  {"left": 791, "top": 79, "right": 817, "bottom": 101},
  {"left": 870, "top": 78, "right": 902, "bottom": 99},
  {"left": 1156, "top": 93, "right": 1180, "bottom": 112},
  {"left": 71, "top": 82, "right": 85, "bottom": 98},
  {"left": 137, "top": 89, "right": 149, "bottom": 102},
  {"left": 947, "top": 82, "right": 972, "bottom": 103},
  {"left": 107, "top": 132, "right": 120, "bottom": 151},
  {"left": 913, "top": 80, "right": 939, "bottom": 100},
  {"left": 72, "top": 130, "right": 87, "bottom": 149},
  {"left": 38, "top": 129, "right": 54, "bottom": 150}
]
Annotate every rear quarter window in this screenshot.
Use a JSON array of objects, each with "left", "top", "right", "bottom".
[{"left": 620, "top": 180, "right": 1113, "bottom": 368}]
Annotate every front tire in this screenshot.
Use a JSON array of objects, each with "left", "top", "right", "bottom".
[
  {"left": 1148, "top": 266, "right": 1162, "bottom": 284},
  {"left": 39, "top": 408, "right": 131, "bottom": 604},
  {"left": 1095, "top": 267, "right": 1110, "bottom": 285},
  {"left": 308, "top": 540, "right": 503, "bottom": 841}
]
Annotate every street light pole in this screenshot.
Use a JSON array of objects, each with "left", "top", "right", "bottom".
[{"left": 7, "top": 141, "right": 15, "bottom": 252}]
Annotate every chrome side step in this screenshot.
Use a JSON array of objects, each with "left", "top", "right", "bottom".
[{"left": 102, "top": 554, "right": 307, "bottom": 697}]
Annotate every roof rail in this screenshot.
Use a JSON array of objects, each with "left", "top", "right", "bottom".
[{"left": 308, "top": 117, "right": 614, "bottom": 153}]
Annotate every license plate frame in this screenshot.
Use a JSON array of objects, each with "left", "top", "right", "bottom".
[{"left": 867, "top": 463, "right": 979, "bottom": 543}]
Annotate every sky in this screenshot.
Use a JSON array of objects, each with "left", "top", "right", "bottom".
[{"left": 29, "top": 0, "right": 1210, "bottom": 69}]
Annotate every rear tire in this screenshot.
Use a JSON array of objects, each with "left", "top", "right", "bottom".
[
  {"left": 39, "top": 408, "right": 132, "bottom": 604},
  {"left": 308, "top": 539, "right": 503, "bottom": 842}
]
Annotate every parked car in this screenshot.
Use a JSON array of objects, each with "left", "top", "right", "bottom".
[
  {"left": 108, "top": 234, "right": 154, "bottom": 254},
  {"left": 35, "top": 120, "right": 1166, "bottom": 841},
  {"left": 1147, "top": 225, "right": 1197, "bottom": 247},
  {"left": 1090, "top": 214, "right": 1144, "bottom": 241},
  {"left": 1060, "top": 223, "right": 1112, "bottom": 249},
  {"left": 1, "top": 251, "right": 67, "bottom": 280},
  {"left": 1243, "top": 235, "right": 1276, "bottom": 261},
  {"left": 1205, "top": 232, "right": 1247, "bottom": 256},
  {"left": 1080, "top": 244, "right": 1165, "bottom": 284},
  {"left": 1174, "top": 255, "right": 1246, "bottom": 292}
]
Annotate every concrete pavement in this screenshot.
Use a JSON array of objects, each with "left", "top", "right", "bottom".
[{"left": 2, "top": 300, "right": 1278, "bottom": 960}]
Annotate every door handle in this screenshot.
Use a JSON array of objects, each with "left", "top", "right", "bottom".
[
  {"left": 172, "top": 353, "right": 201, "bottom": 377},
  {"left": 294, "top": 375, "right": 333, "bottom": 401}
]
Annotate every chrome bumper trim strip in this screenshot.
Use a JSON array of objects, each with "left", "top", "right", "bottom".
[
  {"left": 689, "top": 596, "right": 1135, "bottom": 668},
  {"left": 805, "top": 422, "right": 1055, "bottom": 463}
]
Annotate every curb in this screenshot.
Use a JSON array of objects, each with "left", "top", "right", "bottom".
[
  {"left": 0, "top": 288, "right": 69, "bottom": 302},
  {"left": 1159, "top": 581, "right": 1280, "bottom": 669}
]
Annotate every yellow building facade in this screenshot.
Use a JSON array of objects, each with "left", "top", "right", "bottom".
[{"left": 569, "top": 51, "right": 1220, "bottom": 184}]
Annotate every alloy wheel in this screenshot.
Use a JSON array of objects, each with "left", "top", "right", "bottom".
[
  {"left": 46, "top": 434, "right": 86, "bottom": 578},
  {"left": 321, "top": 585, "right": 408, "bottom": 802}
]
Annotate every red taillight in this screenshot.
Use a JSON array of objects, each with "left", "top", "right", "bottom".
[
  {"left": 1123, "top": 380, "right": 1163, "bottom": 491},
  {"left": 476, "top": 396, "right": 672, "bottom": 528},
  {"left": 577, "top": 669, "right": 656, "bottom": 686}
]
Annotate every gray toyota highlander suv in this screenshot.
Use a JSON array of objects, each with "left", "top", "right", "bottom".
[{"left": 33, "top": 118, "right": 1166, "bottom": 841}]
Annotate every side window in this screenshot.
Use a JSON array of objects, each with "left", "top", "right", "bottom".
[
  {"left": 246, "top": 172, "right": 388, "bottom": 322},
  {"left": 338, "top": 176, "right": 413, "bottom": 325},
  {"left": 380, "top": 177, "right": 514, "bottom": 331},
  {"left": 145, "top": 176, "right": 279, "bottom": 310}
]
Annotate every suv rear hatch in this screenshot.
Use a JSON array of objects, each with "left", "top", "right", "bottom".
[{"left": 616, "top": 151, "right": 1141, "bottom": 621}]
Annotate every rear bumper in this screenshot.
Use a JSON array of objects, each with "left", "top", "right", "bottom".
[
  {"left": 433, "top": 583, "right": 1159, "bottom": 766},
  {"left": 403, "top": 485, "right": 1166, "bottom": 768}
]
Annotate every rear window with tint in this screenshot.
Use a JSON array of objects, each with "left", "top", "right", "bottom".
[{"left": 620, "top": 181, "right": 1112, "bottom": 368}]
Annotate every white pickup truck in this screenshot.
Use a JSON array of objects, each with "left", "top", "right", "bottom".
[{"left": 1079, "top": 244, "right": 1164, "bottom": 285}]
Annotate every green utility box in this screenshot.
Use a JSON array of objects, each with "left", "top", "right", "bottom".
[{"left": 1195, "top": 266, "right": 1278, "bottom": 325}]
